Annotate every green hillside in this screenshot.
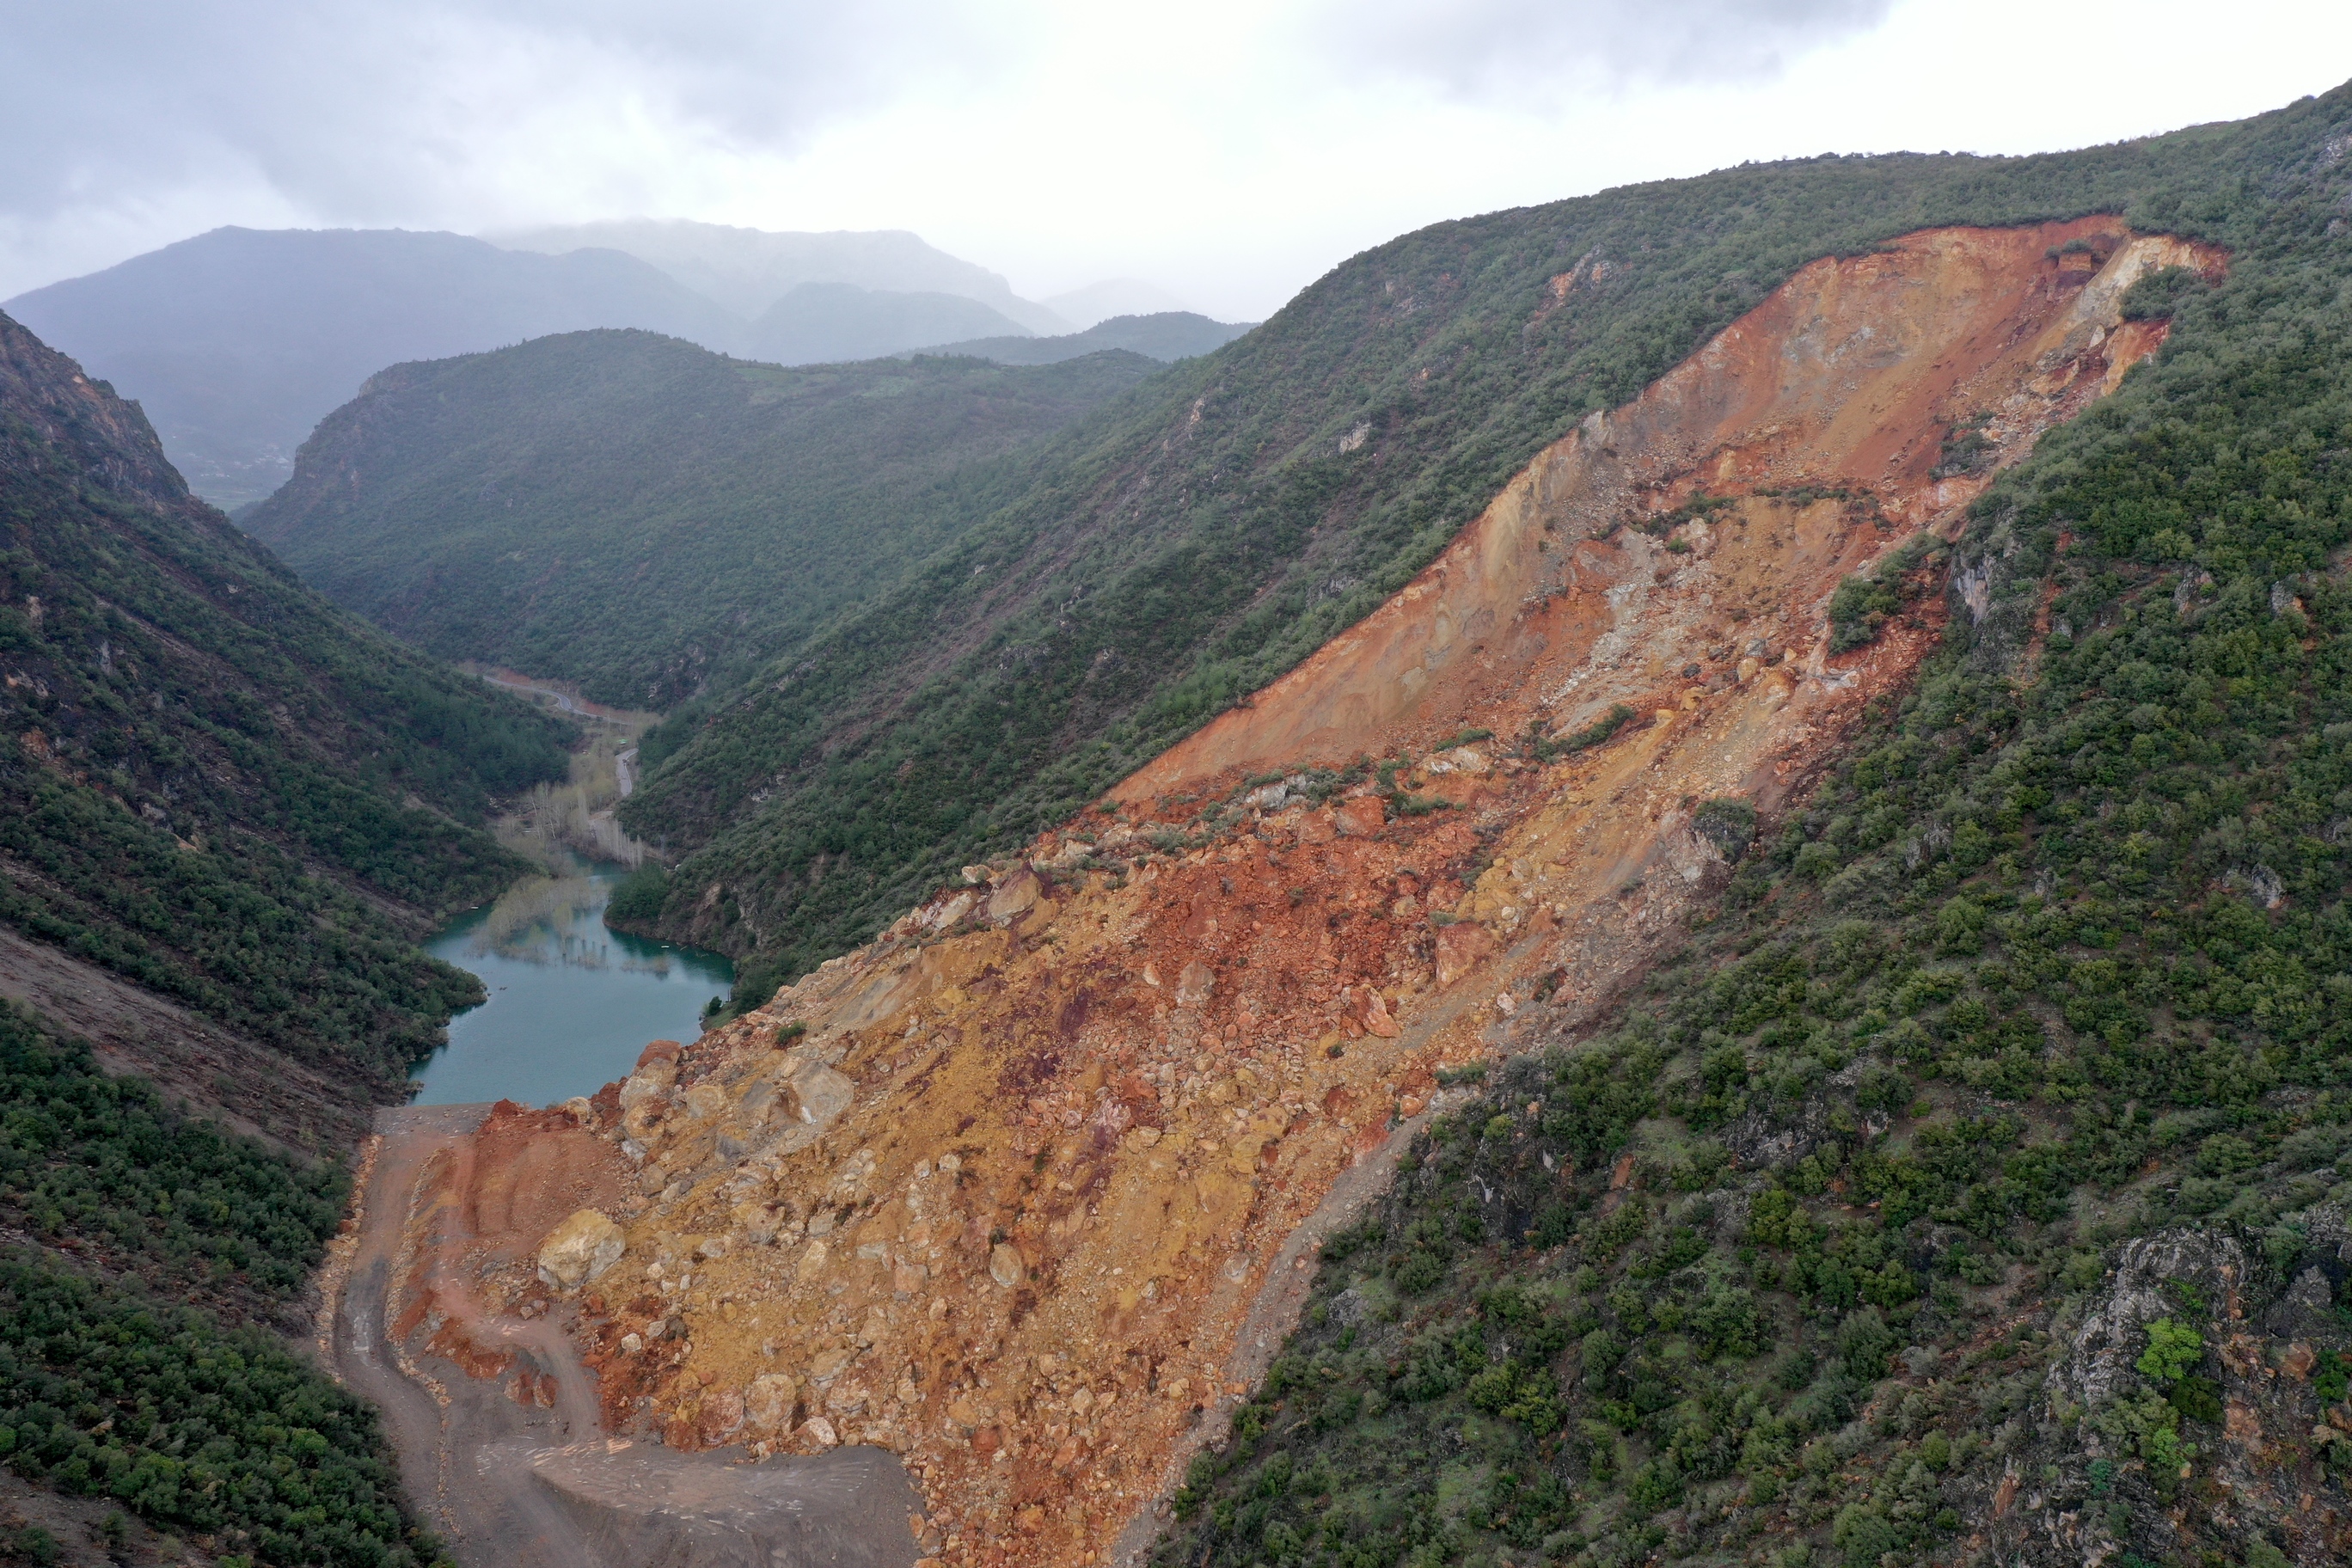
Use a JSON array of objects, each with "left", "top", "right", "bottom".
[
  {"left": 243, "top": 332, "right": 1162, "bottom": 709},
  {"left": 0, "top": 307, "right": 568, "bottom": 1093},
  {"left": 616, "top": 92, "right": 2348, "bottom": 1008},
  {"left": 1155, "top": 88, "right": 2352, "bottom": 1568},
  {"left": 0, "top": 1001, "right": 446, "bottom": 1567},
  {"left": 921, "top": 309, "right": 1254, "bottom": 365},
  {"left": 0, "top": 309, "right": 561, "bottom": 1566}
]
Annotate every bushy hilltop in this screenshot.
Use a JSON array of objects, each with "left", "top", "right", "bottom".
[
  {"left": 245, "top": 331, "right": 1161, "bottom": 711},
  {"left": 1154, "top": 88, "right": 2352, "bottom": 1568},
  {"left": 613, "top": 90, "right": 2351, "bottom": 1009}
]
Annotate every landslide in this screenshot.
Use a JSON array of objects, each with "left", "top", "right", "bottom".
[
  {"left": 245, "top": 333, "right": 1161, "bottom": 711},
  {"left": 613, "top": 106, "right": 2309, "bottom": 1007},
  {"left": 511, "top": 209, "right": 2214, "bottom": 1568},
  {"left": 1157, "top": 91, "right": 2352, "bottom": 1568}
]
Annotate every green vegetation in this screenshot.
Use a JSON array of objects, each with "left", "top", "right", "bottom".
[
  {"left": 2, "top": 308, "right": 568, "bottom": 1081},
  {"left": 1153, "top": 83, "right": 2352, "bottom": 1568},
  {"left": 619, "top": 90, "right": 2352, "bottom": 1009},
  {"left": 247, "top": 330, "right": 1160, "bottom": 709},
  {"left": 0, "top": 1001, "right": 443, "bottom": 1566},
  {"left": 0, "top": 1001, "right": 345, "bottom": 1300},
  {"left": 0, "top": 1249, "right": 441, "bottom": 1568},
  {"left": 1829, "top": 536, "right": 1946, "bottom": 653},
  {"left": 1533, "top": 706, "right": 1638, "bottom": 765}
]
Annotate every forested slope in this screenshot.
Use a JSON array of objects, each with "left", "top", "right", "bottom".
[
  {"left": 245, "top": 332, "right": 1160, "bottom": 710},
  {"left": 0, "top": 308, "right": 568, "bottom": 1100},
  {"left": 0, "top": 1001, "right": 447, "bottom": 1567},
  {"left": 0, "top": 313, "right": 554, "bottom": 1565},
  {"left": 1154, "top": 85, "right": 2352, "bottom": 1568},
  {"left": 616, "top": 93, "right": 2347, "bottom": 1008}
]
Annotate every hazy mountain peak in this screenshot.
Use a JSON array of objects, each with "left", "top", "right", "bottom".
[
  {"left": 487, "top": 218, "right": 1070, "bottom": 334},
  {"left": 1041, "top": 276, "right": 1189, "bottom": 329}
]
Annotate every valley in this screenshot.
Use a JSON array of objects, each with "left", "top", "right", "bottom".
[
  {"left": 315, "top": 212, "right": 2239, "bottom": 1567},
  {"left": 4, "top": 74, "right": 2352, "bottom": 1568}
]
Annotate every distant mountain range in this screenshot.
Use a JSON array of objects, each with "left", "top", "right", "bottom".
[
  {"left": 921, "top": 310, "right": 1254, "bottom": 365},
  {"left": 1041, "top": 277, "right": 1190, "bottom": 329},
  {"left": 487, "top": 219, "right": 1071, "bottom": 334},
  {"left": 3, "top": 221, "right": 1235, "bottom": 508}
]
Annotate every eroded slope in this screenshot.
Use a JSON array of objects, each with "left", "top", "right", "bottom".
[{"left": 404, "top": 222, "right": 2216, "bottom": 1567}]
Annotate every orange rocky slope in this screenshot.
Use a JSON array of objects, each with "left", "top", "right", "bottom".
[{"left": 440, "top": 219, "right": 2219, "bottom": 1566}]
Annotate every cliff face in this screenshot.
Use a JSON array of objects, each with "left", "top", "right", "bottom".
[{"left": 397, "top": 222, "right": 2219, "bottom": 1566}]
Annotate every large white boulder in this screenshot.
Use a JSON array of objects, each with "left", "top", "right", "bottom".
[{"left": 536, "top": 1209, "right": 626, "bottom": 1292}]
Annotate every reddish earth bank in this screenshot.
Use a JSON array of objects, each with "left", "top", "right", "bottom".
[{"left": 331, "top": 222, "right": 2220, "bottom": 1567}]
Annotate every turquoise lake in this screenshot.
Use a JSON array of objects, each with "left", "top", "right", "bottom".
[{"left": 407, "top": 863, "right": 734, "bottom": 1106}]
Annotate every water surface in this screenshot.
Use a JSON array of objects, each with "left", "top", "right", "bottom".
[{"left": 408, "top": 865, "right": 733, "bottom": 1106}]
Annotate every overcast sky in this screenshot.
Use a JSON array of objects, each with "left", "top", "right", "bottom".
[{"left": 4, "top": 0, "right": 2349, "bottom": 318}]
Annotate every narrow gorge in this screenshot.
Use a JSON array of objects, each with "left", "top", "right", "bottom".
[{"left": 328, "top": 219, "right": 2223, "bottom": 1566}]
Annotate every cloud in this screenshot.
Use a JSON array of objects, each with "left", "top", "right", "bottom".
[
  {"left": 1311, "top": 0, "right": 1893, "bottom": 98},
  {"left": 0, "top": 0, "right": 990, "bottom": 290}
]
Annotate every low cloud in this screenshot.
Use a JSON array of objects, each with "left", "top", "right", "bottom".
[
  {"left": 1313, "top": 0, "right": 1892, "bottom": 98},
  {"left": 0, "top": 0, "right": 989, "bottom": 292}
]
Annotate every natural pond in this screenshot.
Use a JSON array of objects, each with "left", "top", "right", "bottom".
[{"left": 407, "top": 862, "right": 734, "bottom": 1106}]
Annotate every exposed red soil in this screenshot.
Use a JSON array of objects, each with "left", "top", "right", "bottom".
[{"left": 358, "top": 220, "right": 2224, "bottom": 1568}]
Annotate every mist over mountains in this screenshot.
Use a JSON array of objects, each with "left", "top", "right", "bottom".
[
  {"left": 487, "top": 218, "right": 1073, "bottom": 333},
  {"left": 3, "top": 220, "right": 1238, "bottom": 507}
]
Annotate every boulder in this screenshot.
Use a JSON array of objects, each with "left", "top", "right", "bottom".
[
  {"left": 1435, "top": 922, "right": 1497, "bottom": 988},
  {"left": 746, "top": 1373, "right": 799, "bottom": 1431},
  {"left": 618, "top": 1061, "right": 677, "bottom": 1111},
  {"left": 537, "top": 1210, "right": 626, "bottom": 1292},
  {"left": 1175, "top": 960, "right": 1216, "bottom": 1008},
  {"left": 696, "top": 1387, "right": 746, "bottom": 1445},
  {"left": 987, "top": 867, "right": 1043, "bottom": 924},
  {"left": 989, "top": 1242, "right": 1026, "bottom": 1289},
  {"left": 1336, "top": 797, "right": 1387, "bottom": 836}
]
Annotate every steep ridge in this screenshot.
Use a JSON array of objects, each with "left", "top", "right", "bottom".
[
  {"left": 245, "top": 332, "right": 1159, "bottom": 709},
  {"left": 364, "top": 221, "right": 2205, "bottom": 1567},
  {"left": 0, "top": 308, "right": 570, "bottom": 1135},
  {"left": 1115, "top": 222, "right": 2209, "bottom": 801},
  {"left": 609, "top": 113, "right": 2292, "bottom": 1010},
  {"left": 0, "top": 309, "right": 570, "bottom": 1566}
]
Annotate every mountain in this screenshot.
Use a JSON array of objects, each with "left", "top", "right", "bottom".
[
  {"left": 919, "top": 310, "right": 1255, "bottom": 365},
  {"left": 1044, "top": 277, "right": 1191, "bottom": 329},
  {"left": 356, "top": 81, "right": 2352, "bottom": 1568},
  {"left": 613, "top": 113, "right": 2330, "bottom": 1006},
  {"left": 741, "top": 281, "right": 1033, "bottom": 364},
  {"left": 489, "top": 218, "right": 1071, "bottom": 334},
  {"left": 3, "top": 227, "right": 744, "bottom": 508},
  {"left": 244, "top": 330, "right": 1166, "bottom": 709},
  {"left": 0, "top": 307, "right": 570, "bottom": 1128},
  {"left": 0, "top": 309, "right": 570, "bottom": 1565}
]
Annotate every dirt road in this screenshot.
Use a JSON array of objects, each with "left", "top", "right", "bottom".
[{"left": 337, "top": 1105, "right": 923, "bottom": 1568}]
